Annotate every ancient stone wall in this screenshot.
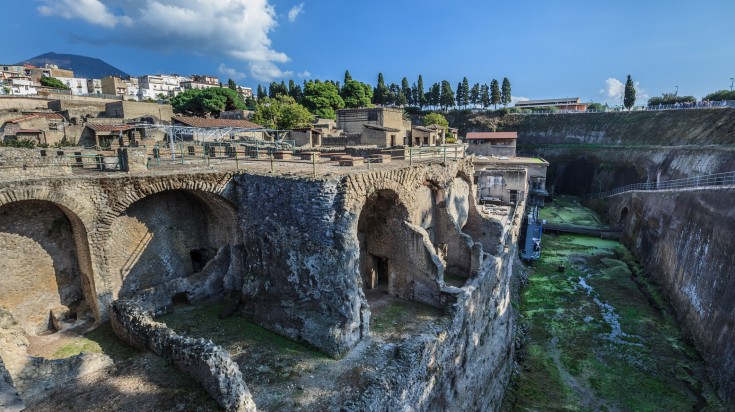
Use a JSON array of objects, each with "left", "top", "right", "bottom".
[
  {"left": 608, "top": 189, "right": 735, "bottom": 403},
  {"left": 0, "top": 148, "right": 73, "bottom": 179},
  {"left": 110, "top": 299, "right": 255, "bottom": 412}
]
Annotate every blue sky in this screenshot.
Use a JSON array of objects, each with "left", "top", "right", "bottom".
[{"left": 4, "top": 0, "right": 735, "bottom": 106}]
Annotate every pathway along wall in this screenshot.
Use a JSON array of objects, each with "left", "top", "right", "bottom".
[{"left": 608, "top": 189, "right": 735, "bottom": 402}]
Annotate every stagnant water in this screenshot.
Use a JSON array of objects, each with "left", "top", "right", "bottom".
[{"left": 510, "top": 197, "right": 723, "bottom": 411}]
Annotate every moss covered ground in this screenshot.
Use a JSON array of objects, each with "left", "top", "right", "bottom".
[
  {"left": 539, "top": 195, "right": 605, "bottom": 228},
  {"left": 513, "top": 202, "right": 723, "bottom": 411}
]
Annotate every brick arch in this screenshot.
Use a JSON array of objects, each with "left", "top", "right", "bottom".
[
  {"left": 102, "top": 174, "right": 236, "bottom": 228},
  {"left": 0, "top": 186, "right": 95, "bottom": 228}
]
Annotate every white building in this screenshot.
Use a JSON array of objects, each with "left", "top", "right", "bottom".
[
  {"left": 5, "top": 78, "right": 38, "bottom": 96},
  {"left": 87, "top": 79, "right": 102, "bottom": 95},
  {"left": 137, "top": 74, "right": 190, "bottom": 100},
  {"left": 56, "top": 76, "right": 90, "bottom": 95}
]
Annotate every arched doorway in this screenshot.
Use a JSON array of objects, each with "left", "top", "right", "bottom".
[
  {"left": 108, "top": 189, "right": 241, "bottom": 311},
  {"left": 619, "top": 207, "right": 630, "bottom": 227},
  {"left": 0, "top": 200, "right": 96, "bottom": 334}
]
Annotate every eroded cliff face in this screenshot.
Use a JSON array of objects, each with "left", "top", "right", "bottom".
[{"left": 608, "top": 190, "right": 735, "bottom": 402}]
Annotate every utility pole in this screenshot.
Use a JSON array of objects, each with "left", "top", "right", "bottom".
[
  {"left": 730, "top": 78, "right": 734, "bottom": 91},
  {"left": 674, "top": 85, "right": 678, "bottom": 96}
]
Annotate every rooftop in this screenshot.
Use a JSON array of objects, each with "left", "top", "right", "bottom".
[
  {"left": 172, "top": 116, "right": 263, "bottom": 129},
  {"left": 465, "top": 132, "right": 518, "bottom": 140}
]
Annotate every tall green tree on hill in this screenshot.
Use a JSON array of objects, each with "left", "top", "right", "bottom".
[
  {"left": 401, "top": 77, "right": 412, "bottom": 106},
  {"left": 440, "top": 80, "right": 455, "bottom": 111},
  {"left": 417, "top": 75, "right": 425, "bottom": 109},
  {"left": 470, "top": 83, "right": 481, "bottom": 108},
  {"left": 624, "top": 75, "right": 636, "bottom": 110},
  {"left": 343, "top": 70, "right": 352, "bottom": 85},
  {"left": 490, "top": 79, "right": 501, "bottom": 109},
  {"left": 252, "top": 95, "right": 313, "bottom": 130},
  {"left": 461, "top": 77, "right": 470, "bottom": 109},
  {"left": 288, "top": 79, "right": 304, "bottom": 103},
  {"left": 373, "top": 73, "right": 391, "bottom": 105},
  {"left": 171, "top": 87, "right": 245, "bottom": 117},
  {"left": 256, "top": 84, "right": 266, "bottom": 100},
  {"left": 455, "top": 81, "right": 464, "bottom": 109},
  {"left": 227, "top": 78, "right": 237, "bottom": 90},
  {"left": 501, "top": 77, "right": 512, "bottom": 107},
  {"left": 480, "top": 83, "right": 490, "bottom": 108}
]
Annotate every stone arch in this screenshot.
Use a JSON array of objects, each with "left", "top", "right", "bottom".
[
  {"left": 356, "top": 187, "right": 443, "bottom": 316},
  {"left": 105, "top": 187, "right": 242, "bottom": 311},
  {"left": 0, "top": 199, "right": 99, "bottom": 334}
]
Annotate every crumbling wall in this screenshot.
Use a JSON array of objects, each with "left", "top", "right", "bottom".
[
  {"left": 109, "top": 299, "right": 255, "bottom": 412},
  {"left": 0, "top": 200, "right": 90, "bottom": 334},
  {"left": 0, "top": 148, "right": 73, "bottom": 179},
  {"left": 608, "top": 189, "right": 735, "bottom": 403}
]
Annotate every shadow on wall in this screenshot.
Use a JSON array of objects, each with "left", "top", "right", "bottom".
[
  {"left": 107, "top": 189, "right": 243, "bottom": 313},
  {"left": 0, "top": 200, "right": 96, "bottom": 335}
]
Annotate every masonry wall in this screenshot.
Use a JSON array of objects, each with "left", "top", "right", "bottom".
[
  {"left": 104, "top": 101, "right": 173, "bottom": 121},
  {"left": 608, "top": 189, "right": 735, "bottom": 403}
]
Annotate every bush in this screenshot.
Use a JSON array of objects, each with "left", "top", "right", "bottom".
[
  {"left": 1, "top": 138, "right": 37, "bottom": 149},
  {"left": 702, "top": 90, "right": 735, "bottom": 102},
  {"left": 647, "top": 94, "right": 696, "bottom": 106}
]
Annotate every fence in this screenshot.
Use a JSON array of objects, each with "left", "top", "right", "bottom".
[
  {"left": 590, "top": 171, "right": 735, "bottom": 198},
  {"left": 523, "top": 100, "right": 735, "bottom": 115}
]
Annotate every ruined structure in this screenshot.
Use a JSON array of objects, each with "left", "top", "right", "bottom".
[{"left": 0, "top": 151, "right": 526, "bottom": 410}]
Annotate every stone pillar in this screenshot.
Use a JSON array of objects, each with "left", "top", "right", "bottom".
[{"left": 117, "top": 147, "right": 148, "bottom": 172}]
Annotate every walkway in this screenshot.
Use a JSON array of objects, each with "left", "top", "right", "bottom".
[{"left": 590, "top": 171, "right": 735, "bottom": 198}]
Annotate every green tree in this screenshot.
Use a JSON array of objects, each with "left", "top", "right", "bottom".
[
  {"left": 480, "top": 84, "right": 490, "bottom": 108},
  {"left": 624, "top": 75, "right": 636, "bottom": 110},
  {"left": 703, "top": 90, "right": 735, "bottom": 101},
  {"left": 170, "top": 87, "right": 246, "bottom": 117},
  {"left": 303, "top": 80, "right": 345, "bottom": 119},
  {"left": 288, "top": 80, "right": 304, "bottom": 103},
  {"left": 343, "top": 70, "right": 352, "bottom": 85},
  {"left": 40, "top": 77, "right": 70, "bottom": 90},
  {"left": 417, "top": 75, "right": 425, "bottom": 109},
  {"left": 257, "top": 84, "right": 266, "bottom": 100},
  {"left": 490, "top": 79, "right": 501, "bottom": 109},
  {"left": 252, "top": 95, "right": 313, "bottom": 130},
  {"left": 227, "top": 78, "right": 237, "bottom": 90},
  {"left": 440, "top": 80, "right": 455, "bottom": 111},
  {"left": 341, "top": 80, "right": 373, "bottom": 108},
  {"left": 470, "top": 83, "right": 480, "bottom": 108},
  {"left": 401, "top": 77, "right": 412, "bottom": 106},
  {"left": 430, "top": 82, "right": 441, "bottom": 109},
  {"left": 461, "top": 77, "right": 470, "bottom": 108},
  {"left": 586, "top": 102, "right": 607, "bottom": 112},
  {"left": 373, "top": 73, "right": 390, "bottom": 105},
  {"left": 422, "top": 112, "right": 449, "bottom": 128},
  {"left": 501, "top": 77, "right": 512, "bottom": 106},
  {"left": 455, "top": 81, "right": 463, "bottom": 109}
]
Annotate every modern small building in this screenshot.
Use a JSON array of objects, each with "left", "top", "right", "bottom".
[
  {"left": 101, "top": 76, "right": 128, "bottom": 97},
  {"left": 56, "top": 77, "right": 90, "bottom": 96},
  {"left": 514, "top": 97, "right": 588, "bottom": 112},
  {"left": 465, "top": 132, "right": 517, "bottom": 157}
]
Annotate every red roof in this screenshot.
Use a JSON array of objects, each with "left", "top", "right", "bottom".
[
  {"left": 465, "top": 132, "right": 518, "bottom": 140},
  {"left": 85, "top": 124, "right": 135, "bottom": 133},
  {"left": 4, "top": 113, "right": 65, "bottom": 124},
  {"left": 173, "top": 116, "right": 263, "bottom": 129}
]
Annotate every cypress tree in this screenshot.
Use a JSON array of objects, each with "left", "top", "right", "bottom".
[
  {"left": 624, "top": 75, "right": 636, "bottom": 110},
  {"left": 501, "top": 77, "right": 512, "bottom": 106},
  {"left": 490, "top": 79, "right": 501, "bottom": 109}
]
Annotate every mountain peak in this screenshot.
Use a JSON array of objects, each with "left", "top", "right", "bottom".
[{"left": 16, "top": 52, "right": 130, "bottom": 79}]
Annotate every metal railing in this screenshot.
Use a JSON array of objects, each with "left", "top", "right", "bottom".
[
  {"left": 590, "top": 171, "right": 735, "bottom": 198},
  {"left": 522, "top": 100, "right": 735, "bottom": 115}
]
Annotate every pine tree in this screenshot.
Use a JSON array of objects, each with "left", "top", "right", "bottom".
[
  {"left": 227, "top": 78, "right": 237, "bottom": 90},
  {"left": 401, "top": 77, "right": 412, "bottom": 106},
  {"left": 470, "top": 83, "right": 480, "bottom": 108},
  {"left": 480, "top": 84, "right": 490, "bottom": 108},
  {"left": 373, "top": 73, "right": 390, "bottom": 105},
  {"left": 417, "top": 75, "right": 425, "bottom": 109},
  {"left": 344, "top": 70, "right": 352, "bottom": 85},
  {"left": 501, "top": 77, "right": 512, "bottom": 106},
  {"left": 440, "top": 80, "right": 455, "bottom": 111},
  {"left": 461, "top": 77, "right": 470, "bottom": 109},
  {"left": 490, "top": 79, "right": 500, "bottom": 109},
  {"left": 257, "top": 84, "right": 266, "bottom": 100},
  {"left": 624, "top": 74, "right": 636, "bottom": 110},
  {"left": 455, "top": 81, "right": 463, "bottom": 109}
]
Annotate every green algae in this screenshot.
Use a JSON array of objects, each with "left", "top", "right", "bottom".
[{"left": 513, "top": 200, "right": 723, "bottom": 411}]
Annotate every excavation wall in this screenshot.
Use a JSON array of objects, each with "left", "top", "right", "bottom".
[{"left": 608, "top": 189, "right": 735, "bottom": 402}]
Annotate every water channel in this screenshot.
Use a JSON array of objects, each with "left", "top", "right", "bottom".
[{"left": 511, "top": 196, "right": 723, "bottom": 411}]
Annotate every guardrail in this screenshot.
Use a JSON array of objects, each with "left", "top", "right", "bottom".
[{"left": 590, "top": 171, "right": 735, "bottom": 198}]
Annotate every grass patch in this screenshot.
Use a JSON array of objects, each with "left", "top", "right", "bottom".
[
  {"left": 370, "top": 299, "right": 443, "bottom": 335},
  {"left": 51, "top": 338, "right": 102, "bottom": 359},
  {"left": 514, "top": 200, "right": 723, "bottom": 411}
]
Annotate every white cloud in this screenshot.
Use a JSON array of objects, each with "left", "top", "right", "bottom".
[
  {"left": 511, "top": 96, "right": 529, "bottom": 105},
  {"left": 38, "top": 0, "right": 132, "bottom": 28},
  {"left": 297, "top": 70, "right": 311, "bottom": 78},
  {"left": 249, "top": 61, "right": 293, "bottom": 82},
  {"left": 288, "top": 3, "right": 305, "bottom": 22},
  {"left": 218, "top": 63, "right": 246, "bottom": 80},
  {"left": 598, "top": 77, "right": 649, "bottom": 106},
  {"left": 37, "top": 0, "right": 291, "bottom": 81}
]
